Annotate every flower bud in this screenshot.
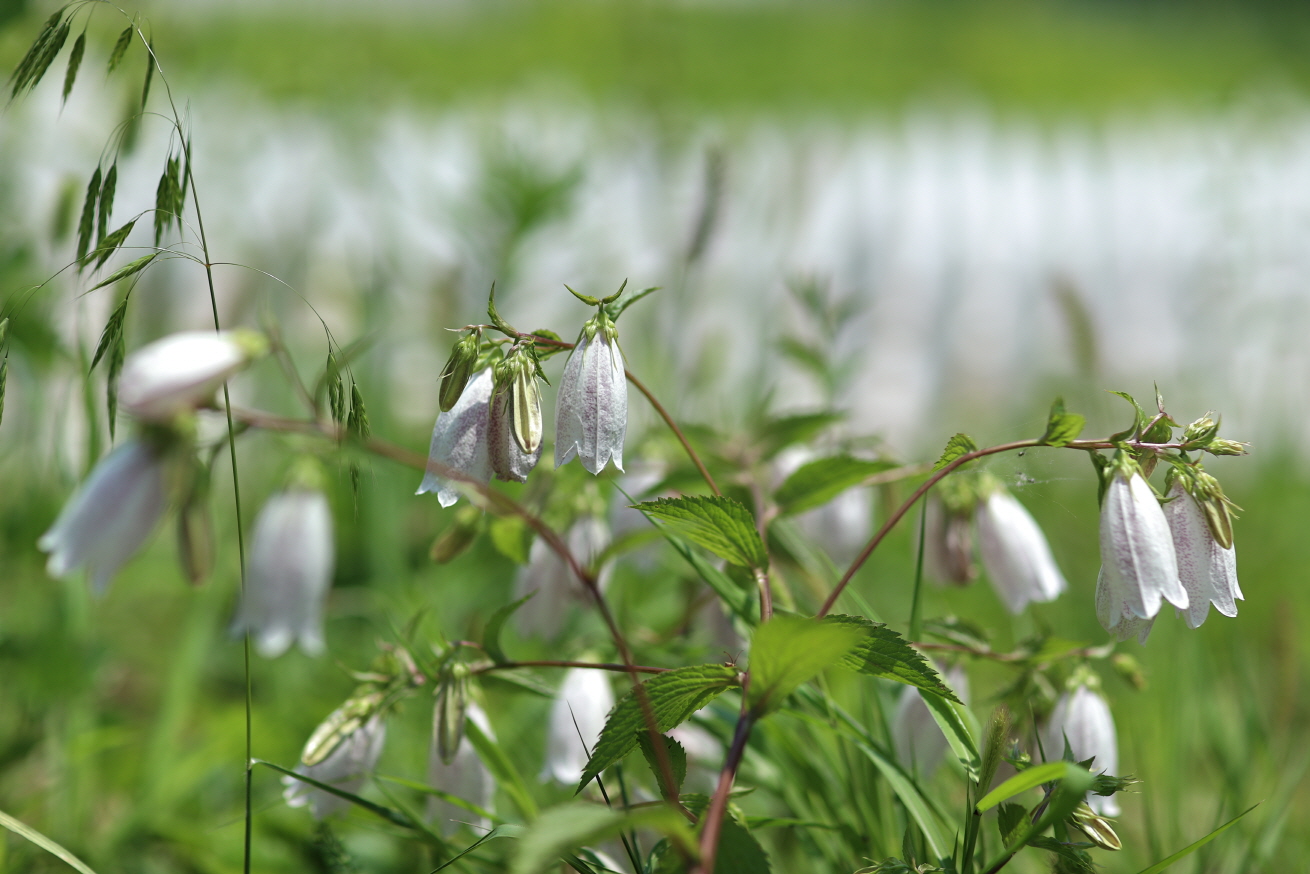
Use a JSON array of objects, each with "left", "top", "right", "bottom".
[
  {"left": 439, "top": 332, "right": 481, "bottom": 412},
  {"left": 427, "top": 702, "right": 495, "bottom": 835},
  {"left": 417, "top": 368, "right": 494, "bottom": 507},
  {"left": 39, "top": 436, "right": 172, "bottom": 594},
  {"left": 488, "top": 345, "right": 543, "bottom": 482},
  {"left": 284, "top": 712, "right": 387, "bottom": 819},
  {"left": 542, "top": 667, "right": 615, "bottom": 784},
  {"left": 1163, "top": 482, "right": 1242, "bottom": 629},
  {"left": 974, "top": 487, "right": 1066, "bottom": 614},
  {"left": 1043, "top": 684, "right": 1120, "bottom": 816},
  {"left": 1181, "top": 415, "right": 1219, "bottom": 447},
  {"left": 433, "top": 666, "right": 471, "bottom": 766},
  {"left": 555, "top": 313, "right": 627, "bottom": 474},
  {"left": 118, "top": 329, "right": 266, "bottom": 422},
  {"left": 1205, "top": 439, "right": 1248, "bottom": 457}
]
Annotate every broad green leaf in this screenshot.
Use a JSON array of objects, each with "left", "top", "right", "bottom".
[
  {"left": 758, "top": 411, "right": 844, "bottom": 458},
  {"left": 826, "top": 615, "right": 960, "bottom": 702},
  {"left": 997, "top": 803, "right": 1027, "bottom": 846},
  {"left": 482, "top": 593, "right": 534, "bottom": 663},
  {"left": 920, "top": 691, "right": 980, "bottom": 782},
  {"left": 637, "top": 732, "right": 687, "bottom": 799},
  {"left": 933, "top": 432, "right": 978, "bottom": 471},
  {"left": 464, "top": 716, "right": 539, "bottom": 820},
  {"left": 774, "top": 455, "right": 898, "bottom": 515},
  {"left": 1132, "top": 804, "right": 1259, "bottom": 874},
  {"left": 989, "top": 762, "right": 1094, "bottom": 860},
  {"left": 635, "top": 495, "right": 767, "bottom": 569},
  {"left": 0, "top": 807, "right": 99, "bottom": 874},
  {"left": 76, "top": 167, "right": 101, "bottom": 263},
  {"left": 88, "top": 253, "right": 156, "bottom": 292},
  {"left": 648, "top": 815, "right": 771, "bottom": 874},
  {"left": 511, "top": 802, "right": 693, "bottom": 874},
  {"left": 107, "top": 25, "right": 134, "bottom": 73},
  {"left": 577, "top": 664, "right": 738, "bottom": 792},
  {"left": 976, "top": 760, "right": 1088, "bottom": 812},
  {"left": 61, "top": 32, "right": 84, "bottom": 104},
  {"left": 748, "top": 615, "right": 863, "bottom": 715},
  {"left": 1038, "top": 397, "right": 1085, "bottom": 447}
]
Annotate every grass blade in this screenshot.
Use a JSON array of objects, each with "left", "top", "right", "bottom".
[{"left": 0, "top": 808, "right": 100, "bottom": 874}]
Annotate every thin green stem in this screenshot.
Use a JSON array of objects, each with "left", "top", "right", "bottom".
[{"left": 908, "top": 497, "right": 928, "bottom": 642}]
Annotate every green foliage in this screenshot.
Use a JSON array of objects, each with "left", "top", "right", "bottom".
[
  {"left": 577, "top": 664, "right": 739, "bottom": 791},
  {"left": 75, "top": 166, "right": 101, "bottom": 263},
  {"left": 920, "top": 691, "right": 980, "bottom": 782},
  {"left": 1039, "top": 397, "right": 1086, "bottom": 447},
  {"left": 637, "top": 732, "right": 688, "bottom": 799},
  {"left": 107, "top": 24, "right": 134, "bottom": 72},
  {"left": 826, "top": 615, "right": 961, "bottom": 702},
  {"left": 60, "top": 31, "right": 84, "bottom": 104},
  {"left": 8, "top": 8, "right": 69, "bottom": 99},
  {"left": 933, "top": 433, "right": 978, "bottom": 470},
  {"left": 635, "top": 495, "right": 768, "bottom": 569},
  {"left": 773, "top": 455, "right": 897, "bottom": 515},
  {"left": 748, "top": 615, "right": 862, "bottom": 715},
  {"left": 0, "top": 807, "right": 100, "bottom": 874},
  {"left": 510, "top": 802, "right": 693, "bottom": 874},
  {"left": 1132, "top": 804, "right": 1260, "bottom": 874}
]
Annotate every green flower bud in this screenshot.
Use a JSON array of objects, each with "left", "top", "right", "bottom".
[
  {"left": 433, "top": 665, "right": 470, "bottom": 765},
  {"left": 439, "top": 332, "right": 481, "bottom": 412},
  {"left": 1182, "top": 414, "right": 1220, "bottom": 447},
  {"left": 1205, "top": 439, "right": 1248, "bottom": 456}
]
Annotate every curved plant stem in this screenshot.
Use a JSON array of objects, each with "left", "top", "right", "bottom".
[
  {"left": 696, "top": 690, "right": 755, "bottom": 874},
  {"left": 476, "top": 660, "right": 668, "bottom": 675},
  {"left": 623, "top": 368, "right": 721, "bottom": 497}
]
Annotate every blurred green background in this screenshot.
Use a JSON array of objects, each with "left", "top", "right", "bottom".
[{"left": 2, "top": 1, "right": 1308, "bottom": 872}]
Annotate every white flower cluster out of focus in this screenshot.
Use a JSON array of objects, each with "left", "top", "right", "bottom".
[
  {"left": 39, "top": 329, "right": 264, "bottom": 593},
  {"left": 1044, "top": 683, "right": 1121, "bottom": 817}
]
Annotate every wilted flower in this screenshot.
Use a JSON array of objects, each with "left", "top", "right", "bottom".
[
  {"left": 487, "top": 344, "right": 543, "bottom": 482},
  {"left": 542, "top": 667, "right": 615, "bottom": 785},
  {"left": 1163, "top": 481, "right": 1242, "bottom": 629},
  {"left": 284, "top": 713, "right": 387, "bottom": 819},
  {"left": 428, "top": 702, "right": 495, "bottom": 836},
  {"left": 1096, "top": 464, "right": 1188, "bottom": 639},
  {"left": 555, "top": 312, "right": 626, "bottom": 474},
  {"left": 514, "top": 516, "right": 613, "bottom": 639},
  {"left": 1044, "top": 685, "right": 1121, "bottom": 816},
  {"left": 118, "top": 329, "right": 265, "bottom": 422},
  {"left": 891, "top": 664, "right": 970, "bottom": 778},
  {"left": 975, "top": 487, "right": 1067, "bottom": 614},
  {"left": 417, "top": 368, "right": 494, "bottom": 507},
  {"left": 230, "top": 486, "right": 334, "bottom": 658},
  {"left": 39, "top": 437, "right": 171, "bottom": 594},
  {"left": 923, "top": 493, "right": 976, "bottom": 586}
]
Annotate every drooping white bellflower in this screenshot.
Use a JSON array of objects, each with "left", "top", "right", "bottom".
[
  {"left": 542, "top": 667, "right": 615, "bottom": 785},
  {"left": 555, "top": 312, "right": 626, "bottom": 474},
  {"left": 118, "top": 329, "right": 265, "bottom": 422},
  {"left": 975, "top": 488, "right": 1067, "bottom": 614},
  {"left": 283, "top": 713, "right": 387, "bottom": 819},
  {"left": 923, "top": 494, "right": 977, "bottom": 586},
  {"left": 514, "top": 516, "right": 613, "bottom": 639},
  {"left": 230, "top": 487, "right": 334, "bottom": 658},
  {"left": 487, "top": 344, "right": 543, "bottom": 482},
  {"left": 891, "top": 664, "right": 971, "bottom": 778},
  {"left": 1163, "top": 482, "right": 1242, "bottom": 629},
  {"left": 1044, "top": 685, "right": 1121, "bottom": 816},
  {"left": 1096, "top": 464, "right": 1188, "bottom": 639},
  {"left": 417, "top": 368, "right": 494, "bottom": 507},
  {"left": 39, "top": 437, "right": 170, "bottom": 594},
  {"left": 427, "top": 703, "right": 495, "bottom": 836}
]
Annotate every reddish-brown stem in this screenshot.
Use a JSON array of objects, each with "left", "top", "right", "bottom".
[
  {"left": 623, "top": 368, "right": 722, "bottom": 497},
  {"left": 475, "top": 660, "right": 668, "bottom": 675},
  {"left": 696, "top": 695, "right": 755, "bottom": 874}
]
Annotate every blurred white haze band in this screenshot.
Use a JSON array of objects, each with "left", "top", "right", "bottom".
[{"left": 5, "top": 86, "right": 1308, "bottom": 460}]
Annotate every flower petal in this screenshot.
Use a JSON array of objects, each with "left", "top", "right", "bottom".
[{"left": 418, "top": 369, "right": 494, "bottom": 507}]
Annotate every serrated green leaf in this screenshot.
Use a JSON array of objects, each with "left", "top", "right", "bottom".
[
  {"left": 76, "top": 167, "right": 101, "bottom": 263},
  {"left": 88, "top": 219, "right": 136, "bottom": 270},
  {"left": 758, "top": 411, "right": 844, "bottom": 458},
  {"left": 774, "top": 455, "right": 897, "bottom": 515},
  {"left": 511, "top": 802, "right": 693, "bottom": 874},
  {"left": 1131, "top": 804, "right": 1259, "bottom": 874},
  {"left": 0, "top": 807, "right": 100, "bottom": 874},
  {"left": 826, "top": 615, "right": 960, "bottom": 702},
  {"left": 577, "top": 664, "right": 738, "bottom": 792},
  {"left": 668, "top": 532, "right": 755, "bottom": 625},
  {"left": 920, "top": 691, "right": 980, "bottom": 781},
  {"left": 89, "top": 253, "right": 156, "bottom": 292},
  {"left": 482, "top": 593, "right": 534, "bottom": 663},
  {"left": 107, "top": 25, "right": 133, "bottom": 73},
  {"left": 933, "top": 433, "right": 979, "bottom": 471},
  {"left": 711, "top": 817, "right": 772, "bottom": 874},
  {"left": 97, "top": 164, "right": 117, "bottom": 243},
  {"left": 1107, "top": 390, "right": 1148, "bottom": 442},
  {"left": 997, "top": 803, "right": 1027, "bottom": 846},
  {"left": 1038, "top": 397, "right": 1085, "bottom": 447},
  {"left": 637, "top": 733, "right": 687, "bottom": 799},
  {"left": 488, "top": 515, "right": 533, "bottom": 565},
  {"left": 748, "top": 615, "right": 863, "bottom": 715},
  {"left": 635, "top": 495, "right": 767, "bottom": 569},
  {"left": 61, "top": 32, "right": 85, "bottom": 103}
]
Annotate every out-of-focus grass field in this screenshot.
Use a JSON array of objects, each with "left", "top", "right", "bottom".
[{"left": 1, "top": 1, "right": 1308, "bottom": 871}]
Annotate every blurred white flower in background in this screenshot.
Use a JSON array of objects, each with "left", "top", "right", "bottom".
[
  {"left": 1163, "top": 482, "right": 1242, "bottom": 629},
  {"left": 922, "top": 494, "right": 976, "bottom": 586},
  {"left": 118, "top": 329, "right": 265, "bottom": 422},
  {"left": 1044, "top": 684, "right": 1121, "bottom": 816},
  {"left": 514, "top": 516, "right": 612, "bottom": 639},
  {"left": 891, "top": 664, "right": 971, "bottom": 779},
  {"left": 427, "top": 703, "right": 495, "bottom": 836},
  {"left": 39, "top": 437, "right": 171, "bottom": 594},
  {"left": 542, "top": 667, "right": 615, "bottom": 785},
  {"left": 230, "top": 486, "right": 334, "bottom": 657},
  {"left": 284, "top": 713, "right": 387, "bottom": 820},
  {"left": 975, "top": 487, "right": 1067, "bottom": 614},
  {"left": 417, "top": 368, "right": 495, "bottom": 507}
]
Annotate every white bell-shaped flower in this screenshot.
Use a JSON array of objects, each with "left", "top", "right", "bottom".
[
  {"left": 1163, "top": 483, "right": 1242, "bottom": 629},
  {"left": 922, "top": 494, "right": 977, "bottom": 586},
  {"left": 542, "top": 667, "right": 615, "bottom": 785},
  {"left": 555, "top": 315, "right": 626, "bottom": 475},
  {"left": 514, "top": 516, "right": 613, "bottom": 639},
  {"left": 1097, "top": 468, "right": 1188, "bottom": 638},
  {"left": 1044, "top": 685, "right": 1121, "bottom": 816},
  {"left": 417, "top": 368, "right": 494, "bottom": 507},
  {"left": 39, "top": 437, "right": 170, "bottom": 594},
  {"left": 488, "top": 347, "right": 543, "bottom": 482},
  {"left": 230, "top": 487, "right": 334, "bottom": 658},
  {"left": 118, "top": 329, "right": 265, "bottom": 422},
  {"left": 975, "top": 488, "right": 1067, "bottom": 614},
  {"left": 283, "top": 713, "right": 386, "bottom": 819},
  {"left": 891, "top": 664, "right": 971, "bottom": 778},
  {"left": 427, "top": 703, "right": 495, "bottom": 836}
]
